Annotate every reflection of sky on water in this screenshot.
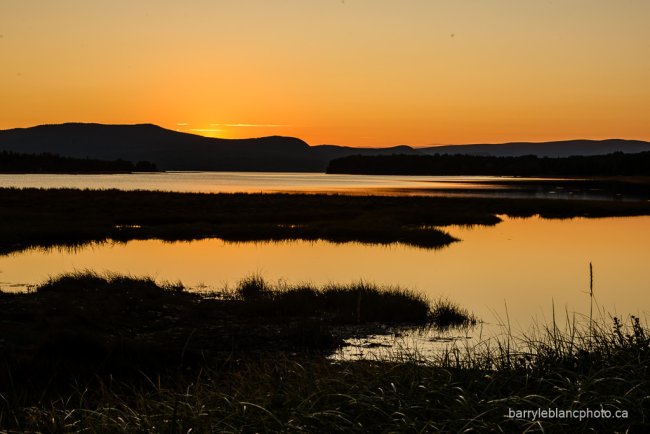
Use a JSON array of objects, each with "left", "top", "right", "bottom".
[
  {"left": 0, "top": 172, "right": 519, "bottom": 193},
  {"left": 1, "top": 172, "right": 642, "bottom": 200},
  {"left": 2, "top": 216, "right": 649, "bottom": 344}
]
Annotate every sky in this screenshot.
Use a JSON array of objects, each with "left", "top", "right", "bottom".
[{"left": 1, "top": 0, "right": 649, "bottom": 146}]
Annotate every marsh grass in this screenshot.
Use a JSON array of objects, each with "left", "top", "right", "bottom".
[
  {"left": 2, "top": 272, "right": 648, "bottom": 431},
  {"left": 37, "top": 270, "right": 185, "bottom": 295},
  {"left": 0, "top": 273, "right": 474, "bottom": 405},
  {"left": 235, "top": 272, "right": 271, "bottom": 300},
  {"left": 3, "top": 187, "right": 650, "bottom": 254},
  {"left": 2, "top": 314, "right": 647, "bottom": 433},
  {"left": 231, "top": 275, "right": 474, "bottom": 327},
  {"left": 429, "top": 298, "right": 477, "bottom": 329}
]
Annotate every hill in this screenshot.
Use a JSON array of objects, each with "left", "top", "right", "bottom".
[
  {"left": 0, "top": 124, "right": 419, "bottom": 172},
  {"left": 311, "top": 144, "right": 421, "bottom": 161},
  {"left": 420, "top": 139, "right": 650, "bottom": 157},
  {"left": 1, "top": 124, "right": 649, "bottom": 171},
  {"left": 0, "top": 123, "right": 315, "bottom": 171}
]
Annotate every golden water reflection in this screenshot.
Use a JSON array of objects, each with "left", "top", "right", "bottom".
[
  {"left": 1, "top": 216, "right": 649, "bottom": 335},
  {"left": 0, "top": 172, "right": 509, "bottom": 194}
]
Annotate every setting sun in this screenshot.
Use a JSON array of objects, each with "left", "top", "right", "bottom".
[{"left": 2, "top": 0, "right": 649, "bottom": 146}]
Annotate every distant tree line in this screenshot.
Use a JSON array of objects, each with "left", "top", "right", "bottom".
[
  {"left": 326, "top": 151, "right": 650, "bottom": 176},
  {"left": 0, "top": 151, "right": 158, "bottom": 173}
]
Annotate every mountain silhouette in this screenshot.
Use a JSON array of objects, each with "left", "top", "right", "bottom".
[
  {"left": 419, "top": 139, "right": 650, "bottom": 158},
  {"left": 0, "top": 123, "right": 315, "bottom": 171},
  {"left": 1, "top": 123, "right": 649, "bottom": 171}
]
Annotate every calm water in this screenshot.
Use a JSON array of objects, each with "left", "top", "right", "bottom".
[
  {"left": 2, "top": 172, "right": 648, "bottom": 356},
  {"left": 0, "top": 172, "right": 502, "bottom": 193},
  {"left": 2, "top": 171, "right": 639, "bottom": 201},
  {"left": 0, "top": 172, "right": 564, "bottom": 198},
  {"left": 2, "top": 216, "right": 648, "bottom": 339}
]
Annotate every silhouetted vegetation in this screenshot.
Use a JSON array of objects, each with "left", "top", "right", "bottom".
[
  {"left": 327, "top": 151, "right": 650, "bottom": 176},
  {"left": 2, "top": 188, "right": 650, "bottom": 254},
  {"left": 230, "top": 273, "right": 475, "bottom": 327},
  {"left": 0, "top": 150, "right": 157, "bottom": 173},
  {"left": 0, "top": 272, "right": 470, "bottom": 395},
  {"left": 1, "top": 273, "right": 646, "bottom": 432}
]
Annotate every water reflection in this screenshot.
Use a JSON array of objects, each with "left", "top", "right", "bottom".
[
  {"left": 1, "top": 172, "right": 646, "bottom": 200},
  {"left": 0, "top": 172, "right": 517, "bottom": 194},
  {"left": 335, "top": 326, "right": 477, "bottom": 361},
  {"left": 1, "top": 216, "right": 649, "bottom": 342}
]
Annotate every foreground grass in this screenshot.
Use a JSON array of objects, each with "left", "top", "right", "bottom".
[
  {"left": 1, "top": 314, "right": 648, "bottom": 432},
  {"left": 3, "top": 187, "right": 650, "bottom": 253},
  {"left": 0, "top": 273, "right": 473, "bottom": 397}
]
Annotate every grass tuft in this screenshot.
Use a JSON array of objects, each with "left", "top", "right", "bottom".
[
  {"left": 429, "top": 298, "right": 477, "bottom": 329},
  {"left": 235, "top": 272, "right": 272, "bottom": 300},
  {"left": 37, "top": 270, "right": 185, "bottom": 295}
]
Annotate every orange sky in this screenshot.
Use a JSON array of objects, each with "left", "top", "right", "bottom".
[{"left": 1, "top": 0, "right": 649, "bottom": 146}]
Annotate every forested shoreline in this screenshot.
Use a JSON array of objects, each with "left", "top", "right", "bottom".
[
  {"left": 327, "top": 151, "right": 650, "bottom": 176},
  {"left": 0, "top": 150, "right": 157, "bottom": 173}
]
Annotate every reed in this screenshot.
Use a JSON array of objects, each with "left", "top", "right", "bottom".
[{"left": 1, "top": 314, "right": 647, "bottom": 432}]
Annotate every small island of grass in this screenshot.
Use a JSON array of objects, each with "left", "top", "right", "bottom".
[{"left": 3, "top": 188, "right": 650, "bottom": 254}]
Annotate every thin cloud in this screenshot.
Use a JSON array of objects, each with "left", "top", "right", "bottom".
[
  {"left": 176, "top": 122, "right": 189, "bottom": 126},
  {"left": 189, "top": 128, "right": 223, "bottom": 132},
  {"left": 210, "top": 123, "right": 289, "bottom": 127}
]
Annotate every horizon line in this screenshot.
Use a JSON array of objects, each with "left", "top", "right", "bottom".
[{"left": 0, "top": 122, "right": 648, "bottom": 148}]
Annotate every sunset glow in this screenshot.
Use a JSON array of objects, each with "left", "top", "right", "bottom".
[{"left": 1, "top": 0, "right": 649, "bottom": 146}]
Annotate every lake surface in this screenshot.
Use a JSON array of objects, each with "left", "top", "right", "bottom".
[
  {"left": 2, "top": 215, "right": 648, "bottom": 344},
  {"left": 0, "top": 172, "right": 508, "bottom": 193},
  {"left": 3, "top": 171, "right": 643, "bottom": 201},
  {"left": 0, "top": 172, "right": 587, "bottom": 199}
]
